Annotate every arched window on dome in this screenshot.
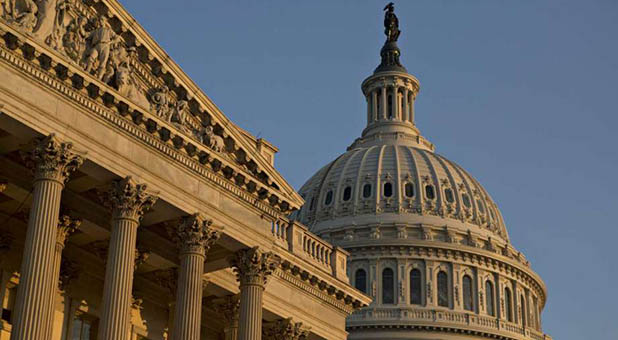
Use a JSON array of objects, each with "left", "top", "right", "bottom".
[
  {"left": 425, "top": 185, "right": 436, "bottom": 200},
  {"left": 477, "top": 199, "right": 485, "bottom": 213},
  {"left": 354, "top": 269, "right": 367, "bottom": 294},
  {"left": 404, "top": 182, "right": 415, "bottom": 198},
  {"left": 504, "top": 287, "right": 513, "bottom": 322},
  {"left": 485, "top": 280, "right": 495, "bottom": 316},
  {"left": 387, "top": 94, "right": 393, "bottom": 119},
  {"left": 444, "top": 188, "right": 455, "bottom": 203},
  {"left": 520, "top": 294, "right": 527, "bottom": 327},
  {"left": 399, "top": 90, "right": 405, "bottom": 119},
  {"left": 362, "top": 183, "right": 372, "bottom": 198},
  {"left": 383, "top": 182, "right": 393, "bottom": 197},
  {"left": 324, "top": 190, "right": 333, "bottom": 206},
  {"left": 342, "top": 186, "right": 352, "bottom": 201},
  {"left": 410, "top": 269, "right": 422, "bottom": 305},
  {"left": 463, "top": 275, "right": 474, "bottom": 311},
  {"left": 309, "top": 197, "right": 315, "bottom": 211},
  {"left": 437, "top": 271, "right": 449, "bottom": 307},
  {"left": 462, "top": 193, "right": 471, "bottom": 208},
  {"left": 382, "top": 268, "right": 395, "bottom": 304}
]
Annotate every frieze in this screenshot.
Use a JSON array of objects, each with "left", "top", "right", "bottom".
[{"left": 0, "top": 0, "right": 299, "bottom": 215}]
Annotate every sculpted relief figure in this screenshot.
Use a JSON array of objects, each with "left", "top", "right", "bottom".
[
  {"left": 63, "top": 16, "right": 86, "bottom": 62},
  {"left": 115, "top": 63, "right": 149, "bottom": 109},
  {"left": 0, "top": 0, "right": 17, "bottom": 19},
  {"left": 82, "top": 16, "right": 121, "bottom": 79},
  {"left": 200, "top": 126, "right": 225, "bottom": 153},
  {"left": 15, "top": 0, "right": 38, "bottom": 32},
  {"left": 34, "top": 0, "right": 71, "bottom": 49},
  {"left": 151, "top": 85, "right": 172, "bottom": 120},
  {"left": 170, "top": 100, "right": 190, "bottom": 132}
]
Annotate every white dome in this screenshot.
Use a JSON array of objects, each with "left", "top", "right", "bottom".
[{"left": 296, "top": 143, "right": 509, "bottom": 242}]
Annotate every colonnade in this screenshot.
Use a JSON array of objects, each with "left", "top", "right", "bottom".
[
  {"left": 366, "top": 84, "right": 416, "bottom": 125},
  {"left": 4, "top": 134, "right": 298, "bottom": 340}
]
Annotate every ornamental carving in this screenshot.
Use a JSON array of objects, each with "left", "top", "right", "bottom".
[
  {"left": 23, "top": 134, "right": 84, "bottom": 183},
  {"left": 0, "top": 180, "right": 6, "bottom": 193},
  {"left": 102, "top": 176, "right": 158, "bottom": 221},
  {"left": 58, "top": 256, "right": 79, "bottom": 291},
  {"left": 263, "top": 318, "right": 310, "bottom": 340},
  {"left": 134, "top": 247, "right": 150, "bottom": 271},
  {"left": 230, "top": 247, "right": 281, "bottom": 287},
  {"left": 56, "top": 214, "right": 82, "bottom": 246},
  {"left": 210, "top": 294, "right": 240, "bottom": 324},
  {"left": 172, "top": 214, "right": 221, "bottom": 256}
]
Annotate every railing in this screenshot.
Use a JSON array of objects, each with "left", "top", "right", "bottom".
[
  {"left": 270, "top": 217, "right": 349, "bottom": 282},
  {"left": 348, "top": 307, "right": 551, "bottom": 339}
]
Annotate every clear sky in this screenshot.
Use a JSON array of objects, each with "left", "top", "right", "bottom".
[{"left": 119, "top": 1, "right": 617, "bottom": 338}]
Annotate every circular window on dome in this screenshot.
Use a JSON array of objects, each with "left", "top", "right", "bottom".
[
  {"left": 425, "top": 185, "right": 436, "bottom": 200},
  {"left": 404, "top": 182, "right": 415, "bottom": 198},
  {"left": 462, "top": 193, "right": 471, "bottom": 208},
  {"left": 444, "top": 188, "right": 455, "bottom": 203},
  {"left": 362, "top": 183, "right": 372, "bottom": 198},
  {"left": 324, "top": 190, "right": 333, "bottom": 206},
  {"left": 383, "top": 182, "right": 393, "bottom": 197},
  {"left": 342, "top": 186, "right": 352, "bottom": 201}
]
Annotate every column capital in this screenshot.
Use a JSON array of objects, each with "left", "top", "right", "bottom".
[
  {"left": 0, "top": 180, "right": 6, "bottom": 193},
  {"left": 230, "top": 247, "right": 281, "bottom": 287},
  {"left": 263, "top": 318, "right": 311, "bottom": 340},
  {"left": 23, "top": 134, "right": 84, "bottom": 183},
  {"left": 134, "top": 247, "right": 150, "bottom": 271},
  {"left": 173, "top": 214, "right": 221, "bottom": 256},
  {"left": 103, "top": 176, "right": 158, "bottom": 221},
  {"left": 211, "top": 294, "right": 240, "bottom": 324},
  {"left": 57, "top": 215, "right": 82, "bottom": 247}
]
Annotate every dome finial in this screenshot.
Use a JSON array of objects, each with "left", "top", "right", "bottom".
[{"left": 375, "top": 2, "right": 407, "bottom": 73}]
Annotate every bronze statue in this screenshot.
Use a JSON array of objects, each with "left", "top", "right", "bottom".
[{"left": 384, "top": 2, "right": 400, "bottom": 42}]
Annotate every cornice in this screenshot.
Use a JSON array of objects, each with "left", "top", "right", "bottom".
[{"left": 0, "top": 21, "right": 296, "bottom": 222}]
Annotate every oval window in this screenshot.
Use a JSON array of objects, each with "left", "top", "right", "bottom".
[
  {"left": 444, "top": 188, "right": 454, "bottom": 203},
  {"left": 404, "top": 182, "right": 415, "bottom": 198},
  {"left": 363, "top": 184, "right": 372, "bottom": 198},
  {"left": 324, "top": 190, "right": 333, "bottom": 205},
  {"left": 343, "top": 186, "right": 352, "bottom": 201},
  {"left": 425, "top": 185, "right": 435, "bottom": 200},
  {"left": 462, "top": 193, "right": 471, "bottom": 208},
  {"left": 383, "top": 182, "right": 393, "bottom": 197}
]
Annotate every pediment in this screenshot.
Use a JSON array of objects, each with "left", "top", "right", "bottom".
[{"left": 0, "top": 0, "right": 302, "bottom": 213}]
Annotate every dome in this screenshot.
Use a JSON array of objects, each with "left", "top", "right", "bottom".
[
  {"left": 292, "top": 4, "right": 550, "bottom": 340},
  {"left": 296, "top": 144, "right": 509, "bottom": 243}
]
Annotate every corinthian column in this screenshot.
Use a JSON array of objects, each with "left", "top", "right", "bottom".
[
  {"left": 44, "top": 215, "right": 82, "bottom": 336},
  {"left": 212, "top": 294, "right": 240, "bottom": 340},
  {"left": 230, "top": 247, "right": 281, "bottom": 340},
  {"left": 171, "top": 214, "right": 221, "bottom": 340},
  {"left": 98, "top": 177, "right": 157, "bottom": 340},
  {"left": 10, "top": 134, "right": 83, "bottom": 340},
  {"left": 263, "top": 318, "right": 311, "bottom": 340}
]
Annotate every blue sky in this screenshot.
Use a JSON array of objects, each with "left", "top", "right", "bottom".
[{"left": 119, "top": 1, "right": 618, "bottom": 338}]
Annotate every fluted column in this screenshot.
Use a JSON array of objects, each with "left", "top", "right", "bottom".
[
  {"left": 371, "top": 90, "right": 378, "bottom": 122},
  {"left": 212, "top": 294, "right": 240, "bottom": 340},
  {"left": 11, "top": 134, "right": 83, "bottom": 340},
  {"left": 44, "top": 215, "right": 81, "bottom": 336},
  {"left": 403, "top": 88, "right": 410, "bottom": 122},
  {"left": 263, "top": 317, "right": 311, "bottom": 340},
  {"left": 98, "top": 177, "right": 157, "bottom": 340},
  {"left": 231, "top": 247, "right": 281, "bottom": 340},
  {"left": 171, "top": 214, "right": 221, "bottom": 340},
  {"left": 392, "top": 86, "right": 399, "bottom": 120}
]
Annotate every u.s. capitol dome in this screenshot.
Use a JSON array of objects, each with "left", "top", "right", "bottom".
[{"left": 293, "top": 4, "right": 551, "bottom": 340}]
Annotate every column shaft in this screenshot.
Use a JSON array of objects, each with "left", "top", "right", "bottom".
[
  {"left": 237, "top": 284, "right": 263, "bottom": 340},
  {"left": 371, "top": 90, "right": 378, "bottom": 122},
  {"left": 403, "top": 89, "right": 410, "bottom": 122},
  {"left": 392, "top": 86, "right": 399, "bottom": 120},
  {"left": 381, "top": 86, "right": 387, "bottom": 119},
  {"left": 172, "top": 253, "right": 204, "bottom": 340},
  {"left": 10, "top": 179, "right": 63, "bottom": 340},
  {"left": 98, "top": 217, "right": 139, "bottom": 340}
]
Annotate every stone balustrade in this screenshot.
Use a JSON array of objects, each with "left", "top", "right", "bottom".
[
  {"left": 271, "top": 218, "right": 349, "bottom": 282},
  {"left": 348, "top": 307, "right": 552, "bottom": 340}
]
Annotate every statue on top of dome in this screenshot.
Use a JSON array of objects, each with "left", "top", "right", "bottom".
[{"left": 383, "top": 2, "right": 400, "bottom": 42}]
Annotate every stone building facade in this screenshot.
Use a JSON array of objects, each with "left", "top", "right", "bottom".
[
  {"left": 294, "top": 4, "right": 553, "bottom": 340},
  {"left": 0, "top": 1, "right": 370, "bottom": 340}
]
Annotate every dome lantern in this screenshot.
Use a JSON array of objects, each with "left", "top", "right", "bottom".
[{"left": 357, "top": 3, "right": 432, "bottom": 152}]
